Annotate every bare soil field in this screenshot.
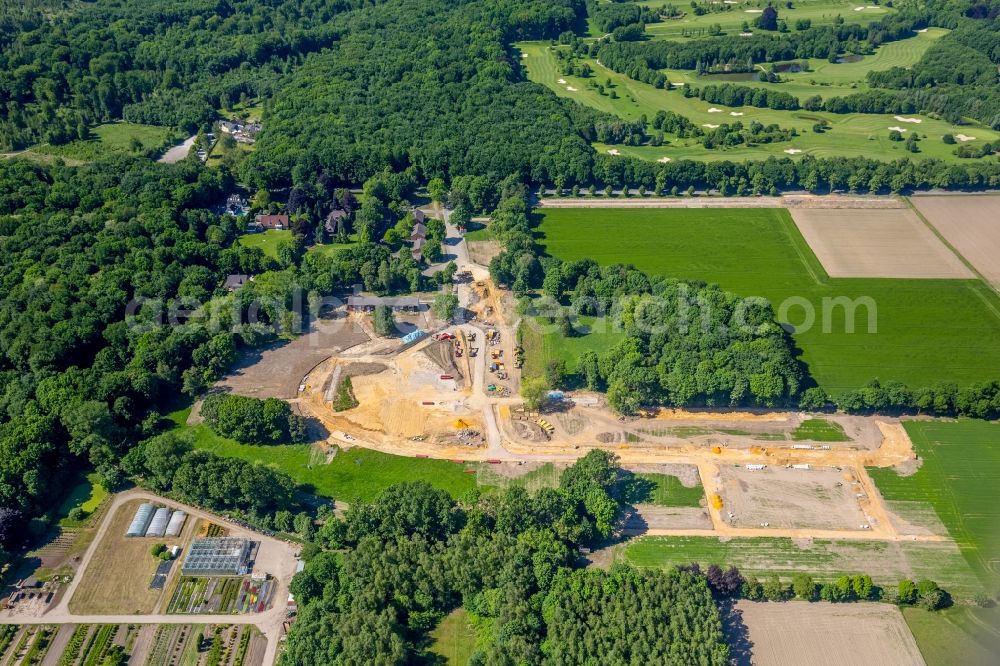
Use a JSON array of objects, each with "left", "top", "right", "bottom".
[
  {"left": 728, "top": 600, "right": 924, "bottom": 666},
  {"left": 68, "top": 500, "right": 170, "bottom": 614},
  {"left": 626, "top": 505, "right": 712, "bottom": 533},
  {"left": 217, "top": 319, "right": 369, "bottom": 399},
  {"left": 790, "top": 208, "right": 972, "bottom": 279},
  {"left": 911, "top": 195, "right": 1000, "bottom": 286},
  {"left": 717, "top": 465, "right": 870, "bottom": 531}
]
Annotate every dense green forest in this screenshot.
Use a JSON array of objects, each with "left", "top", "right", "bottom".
[{"left": 284, "top": 452, "right": 731, "bottom": 665}]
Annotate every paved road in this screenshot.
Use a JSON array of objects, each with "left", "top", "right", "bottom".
[{"left": 2, "top": 490, "right": 298, "bottom": 666}]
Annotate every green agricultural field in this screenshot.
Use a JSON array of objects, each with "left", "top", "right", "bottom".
[
  {"left": 518, "top": 37, "right": 999, "bottom": 163},
  {"left": 32, "top": 122, "right": 174, "bottom": 161},
  {"left": 638, "top": 0, "right": 892, "bottom": 41},
  {"left": 535, "top": 207, "right": 1000, "bottom": 393},
  {"left": 624, "top": 535, "right": 981, "bottom": 596},
  {"left": 869, "top": 419, "right": 1000, "bottom": 663},
  {"left": 901, "top": 605, "right": 1000, "bottom": 666},
  {"left": 167, "top": 407, "right": 478, "bottom": 502},
  {"left": 238, "top": 230, "right": 292, "bottom": 259},
  {"left": 869, "top": 420, "right": 1000, "bottom": 587}
]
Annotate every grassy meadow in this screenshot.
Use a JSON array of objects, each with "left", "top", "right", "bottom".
[
  {"left": 639, "top": 0, "right": 893, "bottom": 41},
  {"left": 238, "top": 230, "right": 292, "bottom": 259},
  {"left": 32, "top": 122, "right": 174, "bottom": 162},
  {"left": 167, "top": 407, "right": 478, "bottom": 503},
  {"left": 534, "top": 207, "right": 1000, "bottom": 394},
  {"left": 624, "top": 535, "right": 980, "bottom": 595},
  {"left": 517, "top": 32, "right": 999, "bottom": 163}
]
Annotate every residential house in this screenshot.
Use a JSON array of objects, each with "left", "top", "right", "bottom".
[
  {"left": 325, "top": 208, "right": 348, "bottom": 235},
  {"left": 255, "top": 214, "right": 288, "bottom": 230},
  {"left": 224, "top": 274, "right": 252, "bottom": 291}
]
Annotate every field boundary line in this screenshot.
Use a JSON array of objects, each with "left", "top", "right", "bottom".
[
  {"left": 777, "top": 211, "right": 826, "bottom": 286},
  {"left": 905, "top": 196, "right": 1000, "bottom": 298}
]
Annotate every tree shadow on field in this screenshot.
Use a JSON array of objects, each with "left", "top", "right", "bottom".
[{"left": 719, "top": 600, "right": 754, "bottom": 666}]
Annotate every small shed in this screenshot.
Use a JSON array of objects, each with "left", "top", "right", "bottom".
[{"left": 224, "top": 274, "right": 251, "bottom": 291}]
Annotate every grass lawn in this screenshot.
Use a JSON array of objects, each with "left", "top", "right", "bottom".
[
  {"left": 168, "top": 408, "right": 479, "bottom": 503},
  {"left": 518, "top": 34, "right": 999, "bottom": 163},
  {"left": 635, "top": 473, "right": 704, "bottom": 507},
  {"left": 791, "top": 418, "right": 850, "bottom": 442},
  {"left": 238, "top": 230, "right": 292, "bottom": 260},
  {"left": 640, "top": 0, "right": 893, "bottom": 41},
  {"left": 869, "top": 420, "right": 1000, "bottom": 587},
  {"left": 464, "top": 221, "right": 492, "bottom": 241},
  {"left": 624, "top": 535, "right": 980, "bottom": 596},
  {"left": 521, "top": 315, "right": 626, "bottom": 379},
  {"left": 429, "top": 609, "right": 478, "bottom": 664},
  {"left": 33, "top": 122, "right": 174, "bottom": 162},
  {"left": 534, "top": 207, "right": 1000, "bottom": 394},
  {"left": 54, "top": 472, "right": 109, "bottom": 528},
  {"left": 307, "top": 235, "right": 359, "bottom": 258}
]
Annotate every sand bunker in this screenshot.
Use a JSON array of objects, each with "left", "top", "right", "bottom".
[
  {"left": 607, "top": 148, "right": 620, "bottom": 155},
  {"left": 557, "top": 78, "right": 566, "bottom": 84},
  {"left": 917, "top": 28, "right": 928, "bottom": 32},
  {"left": 887, "top": 126, "right": 907, "bottom": 132},
  {"left": 730, "top": 111, "right": 744, "bottom": 116},
  {"left": 708, "top": 107, "right": 722, "bottom": 113},
  {"left": 745, "top": 9, "right": 762, "bottom": 12},
  {"left": 702, "top": 123, "right": 720, "bottom": 128},
  {"left": 784, "top": 148, "right": 803, "bottom": 154},
  {"left": 657, "top": 157, "right": 672, "bottom": 163},
  {"left": 854, "top": 5, "right": 880, "bottom": 9},
  {"left": 894, "top": 116, "right": 922, "bottom": 123},
  {"left": 566, "top": 86, "right": 577, "bottom": 91},
  {"left": 955, "top": 133, "right": 976, "bottom": 142}
]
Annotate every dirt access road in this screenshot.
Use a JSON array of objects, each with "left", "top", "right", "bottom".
[
  {"left": 537, "top": 194, "right": 907, "bottom": 209},
  {"left": 1, "top": 490, "right": 299, "bottom": 666}
]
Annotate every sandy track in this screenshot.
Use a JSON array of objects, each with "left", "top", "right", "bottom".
[
  {"left": 790, "top": 208, "right": 972, "bottom": 279},
  {"left": 911, "top": 195, "right": 1000, "bottom": 286},
  {"left": 538, "top": 195, "right": 906, "bottom": 209}
]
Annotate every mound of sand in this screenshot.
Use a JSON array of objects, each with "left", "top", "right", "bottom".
[
  {"left": 784, "top": 148, "right": 803, "bottom": 154},
  {"left": 894, "top": 116, "right": 922, "bottom": 123},
  {"left": 955, "top": 133, "right": 977, "bottom": 142},
  {"left": 887, "top": 126, "right": 907, "bottom": 132},
  {"left": 657, "top": 157, "right": 672, "bottom": 163},
  {"left": 702, "top": 123, "right": 720, "bottom": 129}
]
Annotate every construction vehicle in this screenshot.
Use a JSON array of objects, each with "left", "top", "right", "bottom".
[{"left": 469, "top": 347, "right": 478, "bottom": 357}]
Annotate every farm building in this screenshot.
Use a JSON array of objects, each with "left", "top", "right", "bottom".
[
  {"left": 126, "top": 503, "right": 156, "bottom": 537},
  {"left": 346, "top": 295, "right": 421, "bottom": 314},
  {"left": 181, "top": 537, "right": 255, "bottom": 576},
  {"left": 165, "top": 510, "right": 187, "bottom": 537},
  {"left": 145, "top": 507, "right": 171, "bottom": 537}
]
